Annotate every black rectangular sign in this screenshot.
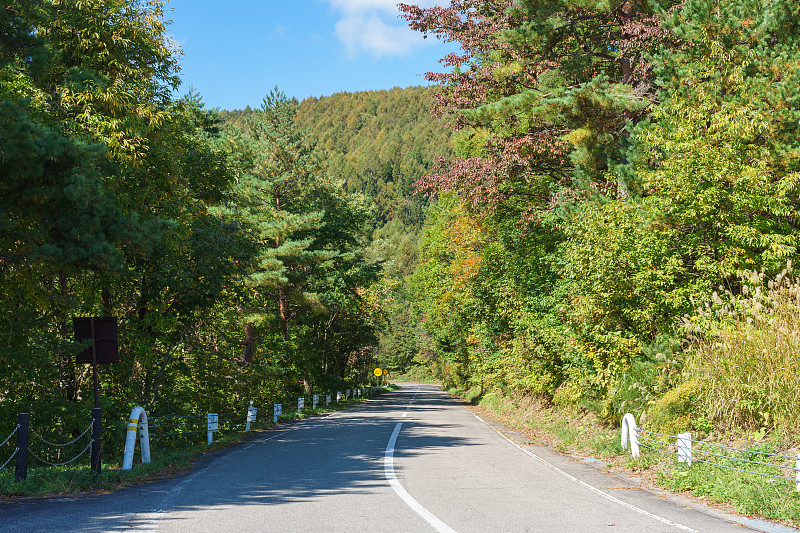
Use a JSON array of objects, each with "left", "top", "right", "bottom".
[{"left": 74, "top": 317, "right": 119, "bottom": 364}]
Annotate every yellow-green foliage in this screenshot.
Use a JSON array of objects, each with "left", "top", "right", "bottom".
[
  {"left": 684, "top": 266, "right": 800, "bottom": 435},
  {"left": 552, "top": 368, "right": 592, "bottom": 408},
  {"left": 646, "top": 379, "right": 704, "bottom": 435}
]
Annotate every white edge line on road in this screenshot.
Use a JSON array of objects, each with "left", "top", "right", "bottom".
[
  {"left": 385, "top": 422, "right": 459, "bottom": 533},
  {"left": 474, "top": 413, "right": 698, "bottom": 533}
]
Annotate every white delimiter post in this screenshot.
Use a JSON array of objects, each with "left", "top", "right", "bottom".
[
  {"left": 677, "top": 432, "right": 692, "bottom": 466},
  {"left": 207, "top": 413, "right": 218, "bottom": 445},
  {"left": 795, "top": 454, "right": 799, "bottom": 491},
  {"left": 620, "top": 413, "right": 640, "bottom": 458},
  {"left": 274, "top": 403, "right": 282, "bottom": 423},
  {"left": 246, "top": 401, "right": 256, "bottom": 432}
]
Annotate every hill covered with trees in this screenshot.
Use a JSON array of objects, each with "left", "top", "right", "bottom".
[
  {"left": 222, "top": 86, "right": 453, "bottom": 229},
  {"left": 223, "top": 87, "right": 454, "bottom": 375},
  {"left": 4, "top": 0, "right": 799, "bottom": 475}
]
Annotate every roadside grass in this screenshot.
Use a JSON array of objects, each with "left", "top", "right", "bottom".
[
  {"left": 447, "top": 386, "right": 800, "bottom": 528},
  {"left": 0, "top": 396, "right": 372, "bottom": 498}
]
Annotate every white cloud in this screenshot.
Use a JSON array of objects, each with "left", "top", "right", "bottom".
[
  {"left": 326, "top": 0, "right": 447, "bottom": 59},
  {"left": 272, "top": 24, "right": 289, "bottom": 38}
]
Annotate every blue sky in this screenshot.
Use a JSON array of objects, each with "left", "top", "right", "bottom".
[{"left": 166, "top": 0, "right": 455, "bottom": 110}]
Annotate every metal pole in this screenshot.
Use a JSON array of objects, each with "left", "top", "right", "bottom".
[
  {"left": 91, "top": 407, "right": 102, "bottom": 474},
  {"left": 14, "top": 413, "right": 29, "bottom": 482},
  {"left": 90, "top": 318, "right": 99, "bottom": 409}
]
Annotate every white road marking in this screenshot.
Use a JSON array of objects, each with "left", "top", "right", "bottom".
[
  {"left": 258, "top": 427, "right": 300, "bottom": 442},
  {"left": 384, "top": 422, "right": 458, "bottom": 533},
  {"left": 473, "top": 414, "right": 699, "bottom": 533}
]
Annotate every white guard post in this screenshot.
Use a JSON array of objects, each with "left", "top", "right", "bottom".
[
  {"left": 122, "top": 406, "right": 151, "bottom": 470},
  {"left": 246, "top": 401, "right": 257, "bottom": 432},
  {"left": 677, "top": 432, "right": 692, "bottom": 465},
  {"left": 207, "top": 413, "right": 218, "bottom": 445},
  {"left": 620, "top": 413, "right": 640, "bottom": 458}
]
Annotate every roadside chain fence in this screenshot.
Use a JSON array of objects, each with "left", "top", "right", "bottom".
[
  {"left": 620, "top": 413, "right": 800, "bottom": 492},
  {"left": 0, "top": 424, "right": 20, "bottom": 471},
  {"left": 28, "top": 420, "right": 93, "bottom": 467},
  {"left": 0, "top": 408, "right": 103, "bottom": 482}
]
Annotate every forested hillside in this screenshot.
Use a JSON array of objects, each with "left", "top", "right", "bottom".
[
  {"left": 223, "top": 86, "right": 452, "bottom": 228},
  {"left": 400, "top": 0, "right": 800, "bottom": 437},
  {"left": 223, "top": 87, "right": 454, "bottom": 374}
]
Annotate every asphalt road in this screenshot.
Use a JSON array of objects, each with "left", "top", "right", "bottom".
[{"left": 0, "top": 383, "right": 794, "bottom": 532}]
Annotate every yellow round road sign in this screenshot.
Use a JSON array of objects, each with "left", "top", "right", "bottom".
[{"left": 374, "top": 368, "right": 383, "bottom": 376}]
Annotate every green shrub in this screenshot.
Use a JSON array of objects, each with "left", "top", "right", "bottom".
[{"left": 645, "top": 378, "right": 708, "bottom": 435}]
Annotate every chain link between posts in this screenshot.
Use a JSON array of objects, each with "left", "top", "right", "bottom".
[
  {"left": 0, "top": 424, "right": 20, "bottom": 450},
  {"left": 0, "top": 447, "right": 18, "bottom": 470},
  {"left": 28, "top": 441, "right": 93, "bottom": 467},
  {"left": 0, "top": 424, "right": 21, "bottom": 470},
  {"left": 635, "top": 424, "right": 799, "bottom": 485},
  {"left": 30, "top": 422, "right": 92, "bottom": 447}
]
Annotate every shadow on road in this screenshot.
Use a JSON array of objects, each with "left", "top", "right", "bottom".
[{"left": 1, "top": 384, "right": 470, "bottom": 532}]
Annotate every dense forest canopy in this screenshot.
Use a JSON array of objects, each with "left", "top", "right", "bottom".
[{"left": 400, "top": 0, "right": 800, "bottom": 434}]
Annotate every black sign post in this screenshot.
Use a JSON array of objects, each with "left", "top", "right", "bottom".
[
  {"left": 74, "top": 316, "right": 118, "bottom": 407},
  {"left": 74, "top": 317, "right": 117, "bottom": 475}
]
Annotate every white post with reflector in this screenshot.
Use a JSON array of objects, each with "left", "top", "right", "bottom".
[
  {"left": 246, "top": 401, "right": 256, "bottom": 432},
  {"left": 207, "top": 413, "right": 218, "bottom": 445},
  {"left": 122, "top": 406, "right": 150, "bottom": 470}
]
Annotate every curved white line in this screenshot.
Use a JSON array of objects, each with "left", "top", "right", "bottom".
[
  {"left": 476, "top": 414, "right": 698, "bottom": 533},
  {"left": 384, "top": 422, "right": 458, "bottom": 533}
]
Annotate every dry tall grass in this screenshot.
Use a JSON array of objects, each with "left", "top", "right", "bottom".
[{"left": 683, "top": 264, "right": 800, "bottom": 435}]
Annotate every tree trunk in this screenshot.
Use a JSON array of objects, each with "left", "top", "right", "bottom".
[
  {"left": 278, "top": 286, "right": 289, "bottom": 339},
  {"left": 239, "top": 322, "right": 255, "bottom": 366},
  {"left": 303, "top": 369, "right": 312, "bottom": 396}
]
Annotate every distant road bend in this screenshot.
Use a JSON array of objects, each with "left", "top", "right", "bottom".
[{"left": 0, "top": 383, "right": 790, "bottom": 532}]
